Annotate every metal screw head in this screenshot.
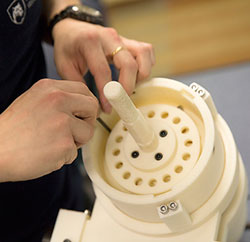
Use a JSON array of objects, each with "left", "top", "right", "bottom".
[
  {"left": 159, "top": 130, "right": 168, "bottom": 137},
  {"left": 131, "top": 151, "right": 139, "bottom": 158},
  {"left": 168, "top": 201, "right": 178, "bottom": 211},
  {"left": 159, "top": 205, "right": 169, "bottom": 214},
  {"left": 155, "top": 153, "right": 163, "bottom": 160}
]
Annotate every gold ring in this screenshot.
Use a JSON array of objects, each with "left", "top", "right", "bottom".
[{"left": 111, "top": 46, "right": 124, "bottom": 58}]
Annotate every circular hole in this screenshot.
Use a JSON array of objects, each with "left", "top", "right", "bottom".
[
  {"left": 134, "top": 178, "right": 143, "bottom": 186},
  {"left": 173, "top": 117, "right": 181, "bottom": 124},
  {"left": 159, "top": 130, "right": 168, "bottom": 137},
  {"left": 185, "top": 140, "right": 193, "bottom": 147},
  {"left": 161, "top": 112, "right": 169, "bottom": 119},
  {"left": 148, "top": 111, "right": 155, "bottom": 118},
  {"left": 163, "top": 174, "right": 171, "bottom": 183},
  {"left": 115, "top": 136, "right": 123, "bottom": 143},
  {"left": 155, "top": 153, "right": 163, "bottom": 160},
  {"left": 148, "top": 179, "right": 157, "bottom": 187},
  {"left": 115, "top": 162, "right": 123, "bottom": 169},
  {"left": 113, "top": 149, "right": 120, "bottom": 156},
  {"left": 182, "top": 153, "right": 191, "bottom": 161},
  {"left": 181, "top": 127, "right": 189, "bottom": 134},
  {"left": 175, "top": 166, "right": 183, "bottom": 173},
  {"left": 123, "top": 126, "right": 128, "bottom": 131},
  {"left": 123, "top": 172, "right": 131, "bottom": 179},
  {"left": 131, "top": 151, "right": 139, "bottom": 158}
]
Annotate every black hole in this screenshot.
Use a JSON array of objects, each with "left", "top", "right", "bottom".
[
  {"left": 160, "top": 130, "right": 168, "bottom": 137},
  {"left": 131, "top": 151, "right": 139, "bottom": 158},
  {"left": 155, "top": 153, "right": 163, "bottom": 160}
]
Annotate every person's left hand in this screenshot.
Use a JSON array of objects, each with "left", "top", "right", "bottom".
[{"left": 52, "top": 18, "right": 155, "bottom": 113}]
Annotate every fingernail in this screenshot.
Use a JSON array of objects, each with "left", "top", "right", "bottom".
[{"left": 103, "top": 101, "right": 112, "bottom": 114}]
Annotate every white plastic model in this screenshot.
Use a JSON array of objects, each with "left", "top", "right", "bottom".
[{"left": 51, "top": 78, "right": 248, "bottom": 242}]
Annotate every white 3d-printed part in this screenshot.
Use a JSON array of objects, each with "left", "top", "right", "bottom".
[
  {"left": 104, "top": 104, "right": 201, "bottom": 195},
  {"left": 51, "top": 78, "right": 248, "bottom": 242}
]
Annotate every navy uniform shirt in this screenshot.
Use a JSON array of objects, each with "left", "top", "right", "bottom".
[{"left": 0, "top": 1, "right": 86, "bottom": 241}]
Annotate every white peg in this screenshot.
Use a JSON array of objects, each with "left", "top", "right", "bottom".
[{"left": 104, "top": 81, "right": 158, "bottom": 152}]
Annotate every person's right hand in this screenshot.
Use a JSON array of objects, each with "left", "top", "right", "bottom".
[{"left": 0, "top": 79, "right": 99, "bottom": 182}]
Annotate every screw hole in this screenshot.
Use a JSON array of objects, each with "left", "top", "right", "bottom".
[
  {"left": 163, "top": 175, "right": 171, "bottom": 183},
  {"left": 177, "top": 105, "right": 184, "bottom": 111},
  {"left": 113, "top": 149, "right": 120, "bottom": 156},
  {"left": 135, "top": 178, "right": 143, "bottom": 186},
  {"left": 175, "top": 166, "right": 183, "bottom": 173},
  {"left": 116, "top": 136, "right": 123, "bottom": 143},
  {"left": 173, "top": 117, "right": 181, "bottom": 124},
  {"left": 155, "top": 153, "right": 163, "bottom": 160},
  {"left": 123, "top": 126, "right": 128, "bottom": 131},
  {"left": 115, "top": 162, "right": 123, "bottom": 169},
  {"left": 181, "top": 127, "right": 189, "bottom": 134},
  {"left": 159, "top": 130, "right": 168, "bottom": 137},
  {"left": 131, "top": 151, "right": 139, "bottom": 158},
  {"left": 149, "top": 179, "right": 157, "bottom": 187},
  {"left": 185, "top": 140, "right": 193, "bottom": 147},
  {"left": 182, "top": 153, "right": 191, "bottom": 161},
  {"left": 161, "top": 112, "right": 169, "bottom": 119},
  {"left": 148, "top": 111, "right": 155, "bottom": 118},
  {"left": 123, "top": 172, "right": 131, "bottom": 179}
]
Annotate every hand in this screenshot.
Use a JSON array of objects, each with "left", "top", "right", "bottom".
[
  {"left": 52, "top": 19, "right": 155, "bottom": 113},
  {"left": 0, "top": 79, "right": 98, "bottom": 182}
]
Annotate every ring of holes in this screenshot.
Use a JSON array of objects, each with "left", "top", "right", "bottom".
[{"left": 115, "top": 109, "right": 196, "bottom": 189}]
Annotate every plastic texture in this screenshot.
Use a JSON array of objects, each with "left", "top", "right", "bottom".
[{"left": 51, "top": 78, "right": 248, "bottom": 242}]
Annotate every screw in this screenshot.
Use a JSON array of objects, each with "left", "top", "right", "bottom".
[
  {"left": 159, "top": 205, "right": 169, "bottom": 215},
  {"left": 155, "top": 153, "right": 163, "bottom": 160},
  {"left": 131, "top": 151, "right": 139, "bottom": 158},
  {"left": 168, "top": 201, "right": 178, "bottom": 211},
  {"left": 159, "top": 130, "right": 168, "bottom": 137}
]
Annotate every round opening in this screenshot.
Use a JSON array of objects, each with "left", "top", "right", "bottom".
[
  {"left": 161, "top": 112, "right": 169, "bottom": 119},
  {"left": 115, "top": 162, "right": 123, "bottom": 169},
  {"left": 148, "top": 111, "right": 155, "bottom": 118},
  {"left": 175, "top": 166, "right": 183, "bottom": 173},
  {"left": 155, "top": 153, "right": 163, "bottom": 160},
  {"left": 116, "top": 136, "right": 123, "bottom": 143},
  {"left": 159, "top": 130, "right": 168, "bottom": 137},
  {"left": 185, "top": 140, "right": 193, "bottom": 147},
  {"left": 123, "top": 126, "right": 128, "bottom": 131},
  {"left": 131, "top": 151, "right": 139, "bottom": 158},
  {"left": 182, "top": 153, "right": 191, "bottom": 161},
  {"left": 123, "top": 172, "right": 131, "bottom": 179},
  {"left": 113, "top": 149, "right": 120, "bottom": 156},
  {"left": 173, "top": 117, "right": 181, "bottom": 124},
  {"left": 177, "top": 105, "right": 184, "bottom": 111},
  {"left": 134, "top": 178, "right": 143, "bottom": 186},
  {"left": 163, "top": 174, "right": 171, "bottom": 183},
  {"left": 149, "top": 179, "right": 157, "bottom": 187},
  {"left": 181, "top": 127, "right": 189, "bottom": 134}
]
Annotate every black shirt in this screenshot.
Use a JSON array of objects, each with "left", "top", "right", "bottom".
[{"left": 0, "top": 1, "right": 86, "bottom": 241}]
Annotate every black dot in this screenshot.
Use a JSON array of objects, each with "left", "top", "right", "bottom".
[
  {"left": 155, "top": 153, "right": 163, "bottom": 160},
  {"left": 131, "top": 151, "right": 139, "bottom": 158},
  {"left": 159, "top": 130, "right": 168, "bottom": 137}
]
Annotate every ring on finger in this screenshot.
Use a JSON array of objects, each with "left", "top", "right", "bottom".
[{"left": 111, "top": 46, "right": 125, "bottom": 58}]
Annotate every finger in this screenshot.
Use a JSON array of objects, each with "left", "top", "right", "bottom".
[
  {"left": 82, "top": 40, "right": 112, "bottom": 113},
  {"left": 121, "top": 39, "right": 155, "bottom": 81},
  {"left": 65, "top": 93, "right": 99, "bottom": 125},
  {"left": 112, "top": 50, "right": 138, "bottom": 95},
  {"left": 53, "top": 79, "right": 96, "bottom": 99},
  {"left": 70, "top": 117, "right": 95, "bottom": 148}
]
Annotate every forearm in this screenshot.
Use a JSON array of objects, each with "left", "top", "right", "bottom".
[{"left": 42, "top": 0, "right": 80, "bottom": 24}]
